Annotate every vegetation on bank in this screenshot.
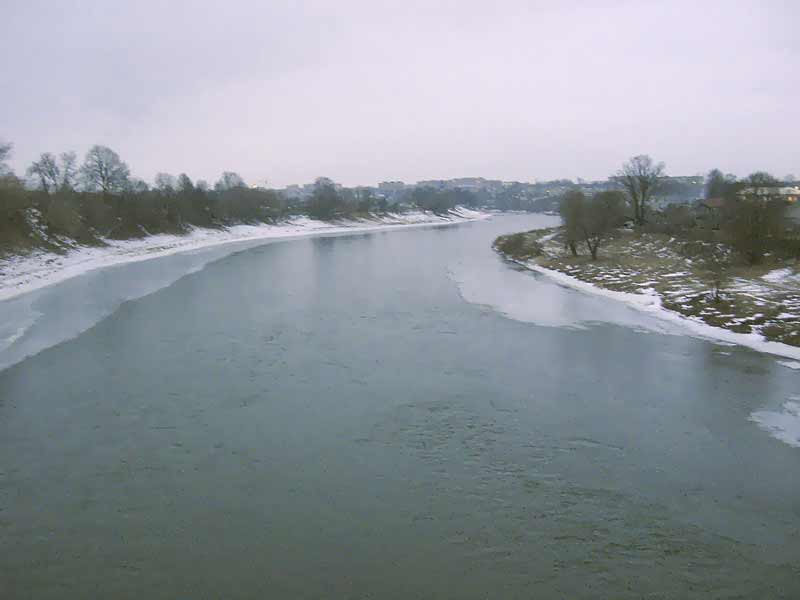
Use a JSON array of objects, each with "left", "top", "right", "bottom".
[
  {"left": 0, "top": 142, "right": 481, "bottom": 258},
  {"left": 494, "top": 157, "right": 800, "bottom": 347}
]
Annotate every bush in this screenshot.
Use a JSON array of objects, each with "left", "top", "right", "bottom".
[{"left": 494, "top": 233, "right": 542, "bottom": 260}]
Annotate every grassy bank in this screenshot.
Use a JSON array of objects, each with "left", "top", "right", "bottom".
[{"left": 494, "top": 227, "right": 800, "bottom": 347}]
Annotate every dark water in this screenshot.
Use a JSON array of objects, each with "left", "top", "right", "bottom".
[{"left": 1, "top": 215, "right": 798, "bottom": 599}]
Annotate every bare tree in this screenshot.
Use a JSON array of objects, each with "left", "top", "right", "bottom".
[
  {"left": 59, "top": 152, "right": 79, "bottom": 191},
  {"left": 27, "top": 151, "right": 80, "bottom": 193},
  {"left": 80, "top": 145, "right": 130, "bottom": 194},
  {"left": 214, "top": 171, "right": 246, "bottom": 191},
  {"left": 0, "top": 140, "right": 13, "bottom": 176},
  {"left": 559, "top": 190, "right": 585, "bottom": 256},
  {"left": 154, "top": 172, "right": 177, "bottom": 192},
  {"left": 722, "top": 173, "right": 786, "bottom": 264},
  {"left": 128, "top": 178, "right": 150, "bottom": 193},
  {"left": 176, "top": 173, "right": 194, "bottom": 192},
  {"left": 0, "top": 143, "right": 31, "bottom": 228},
  {"left": 615, "top": 155, "right": 664, "bottom": 226},
  {"left": 27, "top": 153, "right": 61, "bottom": 192},
  {"left": 308, "top": 177, "right": 340, "bottom": 219},
  {"left": 581, "top": 191, "right": 626, "bottom": 259},
  {"left": 704, "top": 168, "right": 728, "bottom": 200}
]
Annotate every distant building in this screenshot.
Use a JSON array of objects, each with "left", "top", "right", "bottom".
[
  {"left": 780, "top": 186, "right": 800, "bottom": 202},
  {"left": 738, "top": 185, "right": 800, "bottom": 202},
  {"left": 417, "top": 179, "right": 447, "bottom": 190},
  {"left": 279, "top": 183, "right": 317, "bottom": 201},
  {"left": 282, "top": 184, "right": 304, "bottom": 199},
  {"left": 700, "top": 188, "right": 800, "bottom": 228},
  {"left": 447, "top": 177, "right": 487, "bottom": 190},
  {"left": 378, "top": 181, "right": 406, "bottom": 192}
]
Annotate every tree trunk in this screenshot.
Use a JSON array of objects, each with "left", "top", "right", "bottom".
[
  {"left": 585, "top": 238, "right": 598, "bottom": 260},
  {"left": 568, "top": 241, "right": 577, "bottom": 256},
  {"left": 634, "top": 193, "right": 645, "bottom": 226}
]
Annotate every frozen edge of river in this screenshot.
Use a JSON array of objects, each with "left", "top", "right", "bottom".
[
  {"left": 0, "top": 208, "right": 490, "bottom": 302},
  {"left": 512, "top": 258, "right": 800, "bottom": 362}
]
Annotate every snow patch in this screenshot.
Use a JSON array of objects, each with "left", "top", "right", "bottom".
[
  {"left": 0, "top": 209, "right": 490, "bottom": 302},
  {"left": 525, "top": 263, "right": 800, "bottom": 361},
  {"left": 750, "top": 399, "right": 800, "bottom": 448},
  {"left": 538, "top": 231, "right": 558, "bottom": 242},
  {"left": 762, "top": 268, "right": 799, "bottom": 284}
]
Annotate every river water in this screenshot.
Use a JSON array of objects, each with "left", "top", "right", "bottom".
[{"left": 1, "top": 214, "right": 798, "bottom": 598}]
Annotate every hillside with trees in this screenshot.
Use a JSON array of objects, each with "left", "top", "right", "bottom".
[{"left": 0, "top": 141, "right": 484, "bottom": 258}]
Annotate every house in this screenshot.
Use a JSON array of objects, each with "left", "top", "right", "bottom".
[
  {"left": 780, "top": 186, "right": 800, "bottom": 203},
  {"left": 702, "top": 197, "right": 725, "bottom": 209},
  {"left": 697, "top": 197, "right": 726, "bottom": 228}
]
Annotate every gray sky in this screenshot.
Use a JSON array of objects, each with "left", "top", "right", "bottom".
[{"left": 2, "top": 0, "right": 798, "bottom": 187}]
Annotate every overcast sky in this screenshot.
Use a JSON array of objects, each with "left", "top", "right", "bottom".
[{"left": 1, "top": 0, "right": 797, "bottom": 187}]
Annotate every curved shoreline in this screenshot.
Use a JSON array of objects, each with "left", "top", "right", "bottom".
[
  {"left": 505, "top": 254, "right": 800, "bottom": 362},
  {"left": 0, "top": 208, "right": 490, "bottom": 303}
]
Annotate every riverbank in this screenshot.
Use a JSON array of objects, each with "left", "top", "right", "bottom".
[
  {"left": 0, "top": 208, "right": 489, "bottom": 301},
  {"left": 494, "top": 227, "right": 800, "bottom": 361},
  {"left": 3, "top": 212, "right": 799, "bottom": 598}
]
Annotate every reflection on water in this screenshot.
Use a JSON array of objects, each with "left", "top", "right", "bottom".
[
  {"left": 0, "top": 214, "right": 798, "bottom": 599},
  {"left": 0, "top": 239, "right": 270, "bottom": 371}
]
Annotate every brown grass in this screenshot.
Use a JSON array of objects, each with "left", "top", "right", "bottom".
[{"left": 495, "top": 227, "right": 800, "bottom": 347}]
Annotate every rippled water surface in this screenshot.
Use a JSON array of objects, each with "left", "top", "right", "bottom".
[{"left": 1, "top": 215, "right": 798, "bottom": 598}]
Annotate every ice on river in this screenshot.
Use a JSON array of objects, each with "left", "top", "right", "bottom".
[
  {"left": 448, "top": 255, "right": 683, "bottom": 335},
  {"left": 750, "top": 398, "right": 800, "bottom": 448},
  {"left": 0, "top": 210, "right": 488, "bottom": 372}
]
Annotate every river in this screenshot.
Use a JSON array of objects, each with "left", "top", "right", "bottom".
[{"left": 1, "top": 214, "right": 798, "bottom": 598}]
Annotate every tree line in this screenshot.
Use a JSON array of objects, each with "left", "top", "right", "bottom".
[
  {"left": 0, "top": 142, "right": 477, "bottom": 255},
  {"left": 560, "top": 154, "right": 798, "bottom": 265}
]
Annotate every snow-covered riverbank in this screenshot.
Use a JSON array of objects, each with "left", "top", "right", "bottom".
[
  {"left": 517, "top": 259, "right": 800, "bottom": 362},
  {"left": 0, "top": 208, "right": 489, "bottom": 302}
]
